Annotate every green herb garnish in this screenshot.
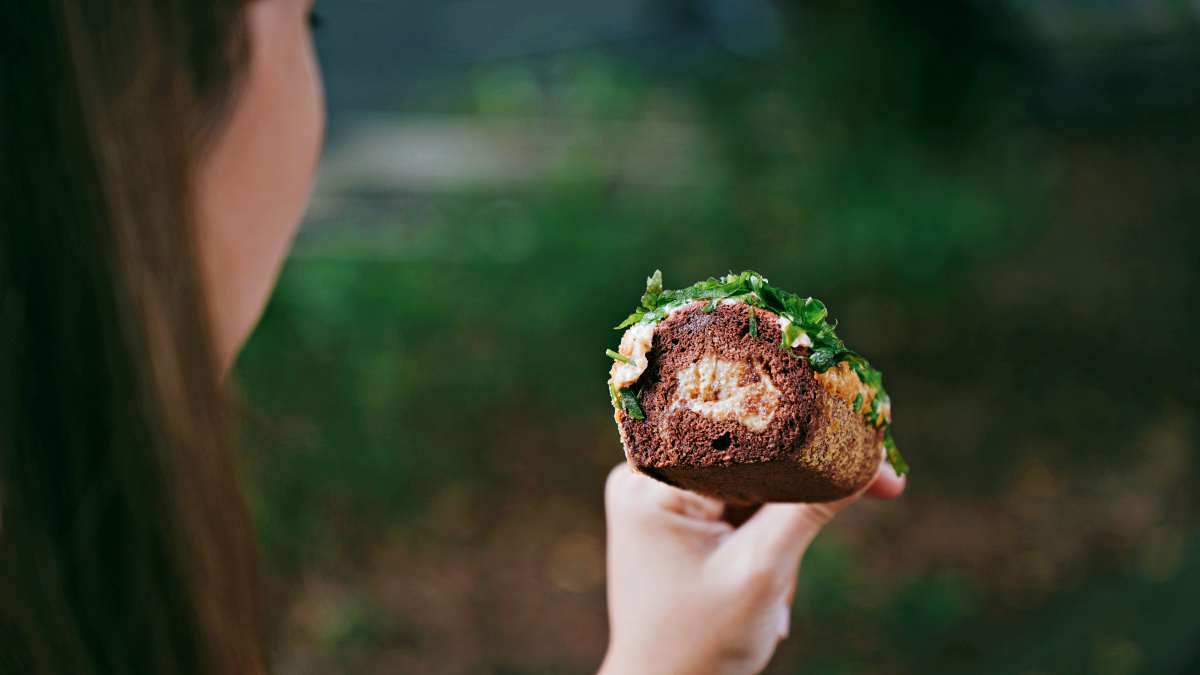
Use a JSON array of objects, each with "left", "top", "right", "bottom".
[
  {"left": 809, "top": 347, "right": 838, "bottom": 371},
  {"left": 619, "top": 388, "right": 645, "bottom": 420},
  {"left": 606, "top": 349, "right": 634, "bottom": 365},
  {"left": 884, "top": 432, "right": 908, "bottom": 475},
  {"left": 610, "top": 270, "right": 908, "bottom": 475}
]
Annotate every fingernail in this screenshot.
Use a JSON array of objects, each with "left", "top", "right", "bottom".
[{"left": 777, "top": 604, "right": 790, "bottom": 639}]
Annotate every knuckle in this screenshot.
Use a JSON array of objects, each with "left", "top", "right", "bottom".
[
  {"left": 744, "top": 563, "right": 777, "bottom": 592},
  {"left": 646, "top": 483, "right": 686, "bottom": 512},
  {"left": 728, "top": 554, "right": 778, "bottom": 594},
  {"left": 713, "top": 642, "right": 758, "bottom": 666},
  {"left": 804, "top": 503, "right": 839, "bottom": 528}
]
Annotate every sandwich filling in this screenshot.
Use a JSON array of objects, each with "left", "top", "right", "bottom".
[
  {"left": 609, "top": 322, "right": 654, "bottom": 390},
  {"left": 670, "top": 354, "right": 782, "bottom": 432},
  {"left": 606, "top": 270, "right": 908, "bottom": 475}
]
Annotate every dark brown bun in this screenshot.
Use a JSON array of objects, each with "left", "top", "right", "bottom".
[{"left": 616, "top": 301, "right": 881, "bottom": 504}]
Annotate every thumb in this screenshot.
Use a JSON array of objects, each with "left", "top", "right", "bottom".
[{"left": 714, "top": 495, "right": 859, "bottom": 586}]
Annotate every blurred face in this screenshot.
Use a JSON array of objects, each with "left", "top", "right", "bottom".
[{"left": 195, "top": 0, "right": 325, "bottom": 368}]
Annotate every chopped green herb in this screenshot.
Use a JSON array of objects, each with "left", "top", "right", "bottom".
[
  {"left": 809, "top": 347, "right": 838, "bottom": 372},
  {"left": 642, "top": 269, "right": 663, "bottom": 302},
  {"left": 614, "top": 312, "right": 643, "bottom": 330},
  {"left": 852, "top": 393, "right": 863, "bottom": 414},
  {"left": 608, "top": 381, "right": 620, "bottom": 407},
  {"left": 801, "top": 297, "right": 828, "bottom": 325},
  {"left": 619, "top": 389, "right": 645, "bottom": 420},
  {"left": 608, "top": 270, "right": 908, "bottom": 476},
  {"left": 780, "top": 322, "right": 806, "bottom": 350},
  {"left": 606, "top": 349, "right": 633, "bottom": 365},
  {"left": 884, "top": 432, "right": 908, "bottom": 475},
  {"left": 758, "top": 283, "right": 786, "bottom": 312}
]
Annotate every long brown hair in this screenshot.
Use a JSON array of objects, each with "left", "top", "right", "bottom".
[{"left": 0, "top": 1, "right": 263, "bottom": 673}]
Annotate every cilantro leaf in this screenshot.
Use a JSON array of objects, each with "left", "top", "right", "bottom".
[
  {"left": 809, "top": 347, "right": 838, "bottom": 371},
  {"left": 614, "top": 310, "right": 644, "bottom": 330},
  {"left": 619, "top": 389, "right": 645, "bottom": 420},
  {"left": 747, "top": 273, "right": 765, "bottom": 294},
  {"left": 758, "top": 285, "right": 787, "bottom": 314},
  {"left": 640, "top": 270, "right": 664, "bottom": 311},
  {"left": 884, "top": 432, "right": 908, "bottom": 476},
  {"left": 802, "top": 297, "right": 828, "bottom": 325},
  {"left": 645, "top": 269, "right": 663, "bottom": 297}
]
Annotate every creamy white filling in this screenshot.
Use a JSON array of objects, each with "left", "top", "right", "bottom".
[
  {"left": 608, "top": 302, "right": 710, "bottom": 390},
  {"left": 609, "top": 322, "right": 655, "bottom": 390},
  {"left": 670, "top": 354, "right": 781, "bottom": 432}
]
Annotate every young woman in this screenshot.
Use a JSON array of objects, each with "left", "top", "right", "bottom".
[{"left": 0, "top": 1, "right": 904, "bottom": 673}]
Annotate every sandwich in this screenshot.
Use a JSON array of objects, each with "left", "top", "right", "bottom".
[{"left": 607, "top": 270, "right": 908, "bottom": 504}]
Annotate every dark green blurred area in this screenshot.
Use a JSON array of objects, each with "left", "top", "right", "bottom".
[{"left": 234, "top": 1, "right": 1200, "bottom": 673}]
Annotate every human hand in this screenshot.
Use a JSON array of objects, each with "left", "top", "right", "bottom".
[{"left": 599, "top": 459, "right": 905, "bottom": 675}]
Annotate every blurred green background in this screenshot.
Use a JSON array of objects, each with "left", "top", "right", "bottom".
[{"left": 233, "top": 1, "right": 1200, "bottom": 673}]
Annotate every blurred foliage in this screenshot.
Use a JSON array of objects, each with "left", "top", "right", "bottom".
[{"left": 236, "top": 0, "right": 1199, "bottom": 672}]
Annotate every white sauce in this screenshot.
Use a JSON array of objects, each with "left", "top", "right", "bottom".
[
  {"left": 670, "top": 354, "right": 782, "bottom": 432},
  {"left": 608, "top": 301, "right": 716, "bottom": 391},
  {"left": 609, "top": 322, "right": 655, "bottom": 390}
]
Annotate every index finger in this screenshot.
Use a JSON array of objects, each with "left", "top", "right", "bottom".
[
  {"left": 865, "top": 458, "right": 906, "bottom": 499},
  {"left": 606, "top": 462, "right": 727, "bottom": 521}
]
